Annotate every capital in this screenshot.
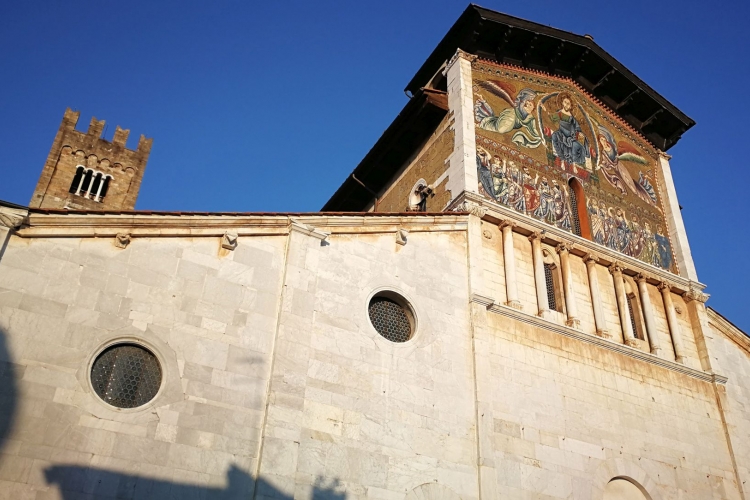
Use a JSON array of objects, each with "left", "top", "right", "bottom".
[
  {"left": 498, "top": 220, "right": 515, "bottom": 231},
  {"left": 608, "top": 261, "right": 624, "bottom": 275},
  {"left": 683, "top": 289, "right": 709, "bottom": 304},
  {"left": 445, "top": 48, "right": 477, "bottom": 72},
  {"left": 528, "top": 231, "right": 543, "bottom": 243},
  {"left": 657, "top": 151, "right": 673, "bottom": 161},
  {"left": 657, "top": 281, "right": 671, "bottom": 293},
  {"left": 555, "top": 242, "right": 572, "bottom": 254},
  {"left": 467, "top": 204, "right": 488, "bottom": 218},
  {"left": 635, "top": 273, "right": 649, "bottom": 284},
  {"left": 582, "top": 253, "right": 598, "bottom": 266}
]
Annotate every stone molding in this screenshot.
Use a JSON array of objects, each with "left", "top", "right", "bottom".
[
  {"left": 590, "top": 458, "right": 665, "bottom": 500},
  {"left": 472, "top": 295, "right": 724, "bottom": 384}
]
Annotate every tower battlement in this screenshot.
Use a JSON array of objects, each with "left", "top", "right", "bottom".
[{"left": 30, "top": 108, "right": 152, "bottom": 211}]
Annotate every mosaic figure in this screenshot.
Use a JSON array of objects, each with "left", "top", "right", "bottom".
[
  {"left": 654, "top": 225, "right": 673, "bottom": 270},
  {"left": 541, "top": 93, "right": 590, "bottom": 167},
  {"left": 595, "top": 126, "right": 658, "bottom": 207},
  {"left": 533, "top": 177, "right": 555, "bottom": 223},
  {"left": 476, "top": 149, "right": 496, "bottom": 200},
  {"left": 474, "top": 82, "right": 543, "bottom": 148},
  {"left": 552, "top": 180, "right": 572, "bottom": 230}
]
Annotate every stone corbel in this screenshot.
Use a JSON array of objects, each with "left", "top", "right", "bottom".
[
  {"left": 0, "top": 213, "right": 25, "bottom": 230},
  {"left": 290, "top": 219, "right": 330, "bottom": 242},
  {"left": 396, "top": 229, "right": 408, "bottom": 246},
  {"left": 444, "top": 48, "right": 477, "bottom": 75},
  {"left": 114, "top": 233, "right": 131, "bottom": 249},
  {"left": 221, "top": 231, "right": 238, "bottom": 251}
]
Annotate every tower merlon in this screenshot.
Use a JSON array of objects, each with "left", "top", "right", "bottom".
[
  {"left": 112, "top": 126, "right": 130, "bottom": 147},
  {"left": 87, "top": 117, "right": 106, "bottom": 138},
  {"left": 137, "top": 135, "right": 153, "bottom": 154}
]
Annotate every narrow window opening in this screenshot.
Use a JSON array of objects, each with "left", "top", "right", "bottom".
[
  {"left": 90, "top": 173, "right": 102, "bottom": 199},
  {"left": 568, "top": 177, "right": 591, "bottom": 240},
  {"left": 80, "top": 170, "right": 93, "bottom": 196},
  {"left": 626, "top": 294, "right": 643, "bottom": 340},
  {"left": 69, "top": 166, "right": 84, "bottom": 194},
  {"left": 569, "top": 181, "right": 582, "bottom": 236},
  {"left": 99, "top": 177, "right": 110, "bottom": 200},
  {"left": 544, "top": 263, "right": 557, "bottom": 311}
]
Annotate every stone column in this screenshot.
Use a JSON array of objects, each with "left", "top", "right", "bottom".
[
  {"left": 583, "top": 254, "right": 608, "bottom": 338},
  {"left": 609, "top": 262, "right": 637, "bottom": 347},
  {"left": 636, "top": 274, "right": 661, "bottom": 355},
  {"left": 93, "top": 175, "right": 106, "bottom": 202},
  {"left": 529, "top": 232, "right": 549, "bottom": 317},
  {"left": 499, "top": 221, "right": 521, "bottom": 310},
  {"left": 556, "top": 243, "right": 579, "bottom": 328},
  {"left": 683, "top": 287, "right": 712, "bottom": 372},
  {"left": 659, "top": 282, "right": 686, "bottom": 363}
]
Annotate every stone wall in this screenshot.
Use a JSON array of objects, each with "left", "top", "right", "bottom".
[{"left": 376, "top": 117, "right": 454, "bottom": 213}]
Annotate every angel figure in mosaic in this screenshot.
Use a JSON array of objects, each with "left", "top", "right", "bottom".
[
  {"left": 474, "top": 82, "right": 543, "bottom": 148},
  {"left": 594, "top": 126, "right": 658, "bottom": 207}
]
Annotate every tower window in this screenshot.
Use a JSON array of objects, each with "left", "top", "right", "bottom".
[
  {"left": 544, "top": 263, "right": 557, "bottom": 311},
  {"left": 568, "top": 177, "right": 590, "bottom": 239},
  {"left": 69, "top": 166, "right": 84, "bottom": 194},
  {"left": 626, "top": 295, "right": 643, "bottom": 340}
]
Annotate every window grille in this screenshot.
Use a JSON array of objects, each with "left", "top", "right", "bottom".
[
  {"left": 626, "top": 295, "right": 641, "bottom": 340},
  {"left": 368, "top": 296, "right": 413, "bottom": 342},
  {"left": 91, "top": 344, "right": 162, "bottom": 408},
  {"left": 569, "top": 183, "right": 582, "bottom": 236},
  {"left": 544, "top": 263, "right": 557, "bottom": 311}
]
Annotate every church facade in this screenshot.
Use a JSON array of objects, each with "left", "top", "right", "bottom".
[{"left": 0, "top": 6, "right": 748, "bottom": 500}]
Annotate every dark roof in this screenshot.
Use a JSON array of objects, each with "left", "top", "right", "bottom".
[
  {"left": 406, "top": 4, "right": 694, "bottom": 151},
  {"left": 321, "top": 88, "right": 449, "bottom": 212}
]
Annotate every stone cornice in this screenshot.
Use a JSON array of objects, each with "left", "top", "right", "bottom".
[
  {"left": 453, "top": 191, "right": 704, "bottom": 294},
  {"left": 0, "top": 204, "right": 28, "bottom": 230},
  {"left": 16, "top": 213, "right": 468, "bottom": 238},
  {"left": 472, "top": 293, "right": 724, "bottom": 384}
]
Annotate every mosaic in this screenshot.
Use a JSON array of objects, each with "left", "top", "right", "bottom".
[{"left": 472, "top": 61, "right": 674, "bottom": 271}]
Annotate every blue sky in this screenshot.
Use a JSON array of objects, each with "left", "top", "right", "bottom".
[{"left": 1, "top": 0, "right": 748, "bottom": 332}]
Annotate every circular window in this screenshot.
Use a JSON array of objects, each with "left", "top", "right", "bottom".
[
  {"left": 368, "top": 292, "right": 415, "bottom": 343},
  {"left": 91, "top": 344, "right": 162, "bottom": 409}
]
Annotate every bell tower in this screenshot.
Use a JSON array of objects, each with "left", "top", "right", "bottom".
[{"left": 30, "top": 108, "right": 152, "bottom": 211}]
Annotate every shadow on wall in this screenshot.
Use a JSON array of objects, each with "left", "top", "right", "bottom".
[
  {"left": 0, "top": 327, "right": 18, "bottom": 456},
  {"left": 45, "top": 464, "right": 348, "bottom": 500}
]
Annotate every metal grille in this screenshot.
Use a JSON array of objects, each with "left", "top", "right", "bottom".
[
  {"left": 569, "top": 185, "right": 582, "bottom": 236},
  {"left": 91, "top": 344, "right": 162, "bottom": 408},
  {"left": 627, "top": 296, "right": 641, "bottom": 340},
  {"left": 368, "top": 297, "right": 412, "bottom": 342},
  {"left": 544, "top": 264, "right": 557, "bottom": 311}
]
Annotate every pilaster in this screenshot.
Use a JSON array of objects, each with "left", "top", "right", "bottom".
[
  {"left": 556, "top": 243, "right": 579, "bottom": 328},
  {"left": 444, "top": 49, "right": 477, "bottom": 200}
]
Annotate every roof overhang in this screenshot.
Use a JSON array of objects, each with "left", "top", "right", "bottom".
[
  {"left": 321, "top": 88, "right": 449, "bottom": 212},
  {"left": 407, "top": 4, "right": 694, "bottom": 151}
]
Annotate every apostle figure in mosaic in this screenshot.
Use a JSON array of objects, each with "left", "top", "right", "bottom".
[
  {"left": 614, "top": 208, "right": 631, "bottom": 253},
  {"left": 627, "top": 215, "right": 645, "bottom": 258},
  {"left": 533, "top": 177, "right": 555, "bottom": 224},
  {"left": 491, "top": 156, "right": 510, "bottom": 205},
  {"left": 552, "top": 180, "right": 572, "bottom": 231},
  {"left": 506, "top": 162, "right": 526, "bottom": 213},
  {"left": 474, "top": 82, "right": 543, "bottom": 149},
  {"left": 589, "top": 198, "right": 605, "bottom": 245},
  {"left": 641, "top": 221, "right": 657, "bottom": 265},
  {"left": 604, "top": 207, "right": 616, "bottom": 250},
  {"left": 654, "top": 225, "right": 673, "bottom": 270},
  {"left": 477, "top": 149, "right": 497, "bottom": 201}
]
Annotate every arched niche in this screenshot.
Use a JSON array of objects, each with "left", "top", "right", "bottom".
[
  {"left": 568, "top": 176, "right": 591, "bottom": 239},
  {"left": 603, "top": 478, "right": 651, "bottom": 500}
]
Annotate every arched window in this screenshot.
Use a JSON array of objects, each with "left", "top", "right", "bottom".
[
  {"left": 568, "top": 177, "right": 591, "bottom": 239},
  {"left": 624, "top": 278, "right": 646, "bottom": 341},
  {"left": 67, "top": 165, "right": 112, "bottom": 202},
  {"left": 542, "top": 249, "right": 564, "bottom": 313},
  {"left": 68, "top": 166, "right": 84, "bottom": 194}
]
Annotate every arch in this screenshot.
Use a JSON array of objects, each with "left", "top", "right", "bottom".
[
  {"left": 405, "top": 483, "right": 462, "bottom": 500},
  {"left": 603, "top": 478, "right": 651, "bottom": 500},
  {"left": 592, "top": 459, "right": 663, "bottom": 500},
  {"left": 68, "top": 166, "right": 85, "bottom": 194},
  {"left": 568, "top": 177, "right": 591, "bottom": 239}
]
